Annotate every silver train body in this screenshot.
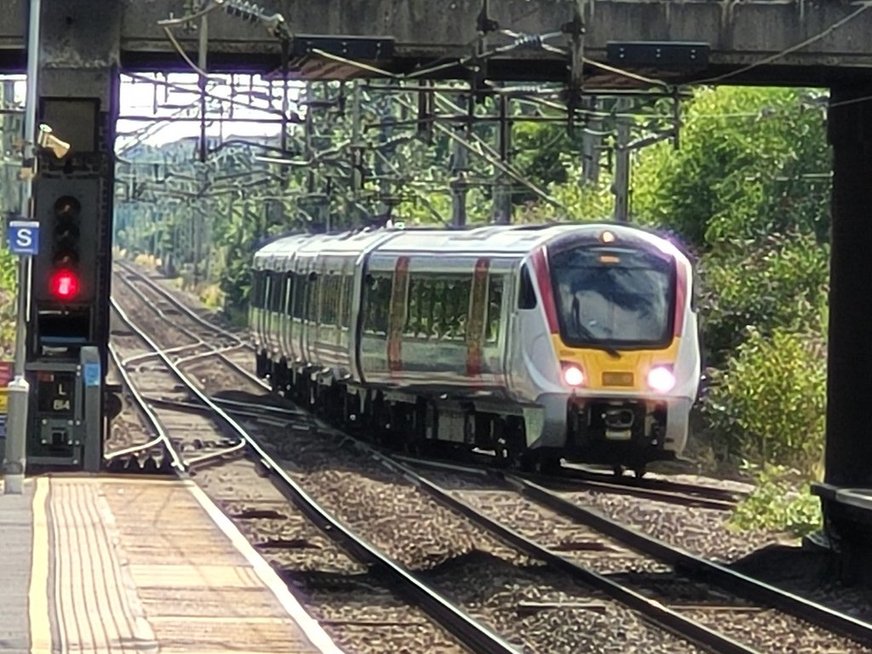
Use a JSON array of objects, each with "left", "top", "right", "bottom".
[{"left": 250, "top": 223, "right": 701, "bottom": 471}]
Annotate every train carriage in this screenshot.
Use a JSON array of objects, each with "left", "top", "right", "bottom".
[{"left": 251, "top": 222, "right": 701, "bottom": 475}]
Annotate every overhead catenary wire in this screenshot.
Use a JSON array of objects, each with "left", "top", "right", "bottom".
[
  {"left": 123, "top": 71, "right": 287, "bottom": 118},
  {"left": 393, "top": 93, "right": 568, "bottom": 210}
]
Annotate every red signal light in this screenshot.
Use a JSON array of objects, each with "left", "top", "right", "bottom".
[{"left": 49, "top": 269, "right": 81, "bottom": 301}]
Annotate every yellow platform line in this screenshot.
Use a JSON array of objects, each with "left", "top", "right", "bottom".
[{"left": 29, "top": 476, "right": 52, "bottom": 652}]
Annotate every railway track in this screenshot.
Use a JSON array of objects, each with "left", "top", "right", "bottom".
[
  {"left": 109, "top": 295, "right": 518, "bottom": 654},
  {"left": 110, "top": 265, "right": 753, "bottom": 652},
  {"left": 384, "top": 454, "right": 872, "bottom": 648},
  {"left": 108, "top": 261, "right": 872, "bottom": 653},
  {"left": 394, "top": 453, "right": 740, "bottom": 511}
]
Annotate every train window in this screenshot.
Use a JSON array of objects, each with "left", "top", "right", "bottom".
[
  {"left": 485, "top": 275, "right": 504, "bottom": 342},
  {"left": 441, "top": 278, "right": 470, "bottom": 340},
  {"left": 394, "top": 274, "right": 474, "bottom": 341},
  {"left": 251, "top": 270, "right": 264, "bottom": 309},
  {"left": 321, "top": 276, "right": 333, "bottom": 325},
  {"left": 404, "top": 278, "right": 429, "bottom": 338},
  {"left": 322, "top": 275, "right": 340, "bottom": 326},
  {"left": 284, "top": 273, "right": 294, "bottom": 315},
  {"left": 331, "top": 275, "right": 344, "bottom": 327},
  {"left": 518, "top": 264, "right": 537, "bottom": 309},
  {"left": 292, "top": 273, "right": 305, "bottom": 319},
  {"left": 363, "top": 272, "right": 391, "bottom": 334},
  {"left": 341, "top": 275, "right": 353, "bottom": 329},
  {"left": 306, "top": 273, "right": 319, "bottom": 323},
  {"left": 269, "top": 273, "right": 283, "bottom": 312}
]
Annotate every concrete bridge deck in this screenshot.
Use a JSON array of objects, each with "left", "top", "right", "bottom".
[{"left": 0, "top": 0, "right": 871, "bottom": 84}]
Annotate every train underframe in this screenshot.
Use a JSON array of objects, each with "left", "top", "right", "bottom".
[{"left": 260, "top": 354, "right": 674, "bottom": 476}]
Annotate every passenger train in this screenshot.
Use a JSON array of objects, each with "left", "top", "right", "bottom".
[{"left": 250, "top": 223, "right": 701, "bottom": 475}]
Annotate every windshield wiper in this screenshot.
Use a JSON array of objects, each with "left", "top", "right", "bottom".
[{"left": 571, "top": 299, "right": 621, "bottom": 359}]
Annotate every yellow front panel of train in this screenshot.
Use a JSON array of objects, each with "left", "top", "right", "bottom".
[{"left": 554, "top": 335, "right": 681, "bottom": 392}]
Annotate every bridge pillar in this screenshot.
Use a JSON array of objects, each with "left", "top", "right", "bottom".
[
  {"left": 823, "top": 84, "right": 872, "bottom": 486},
  {"left": 812, "top": 84, "right": 872, "bottom": 585}
]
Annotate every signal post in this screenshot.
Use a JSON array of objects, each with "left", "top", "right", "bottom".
[{"left": 3, "top": 0, "right": 119, "bottom": 478}]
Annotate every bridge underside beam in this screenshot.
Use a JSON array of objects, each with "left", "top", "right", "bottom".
[{"left": 2, "top": 1, "right": 872, "bottom": 83}]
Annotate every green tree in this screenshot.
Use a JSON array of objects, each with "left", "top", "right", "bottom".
[
  {"left": 699, "top": 231, "right": 829, "bottom": 367},
  {"left": 631, "top": 86, "right": 830, "bottom": 248}
]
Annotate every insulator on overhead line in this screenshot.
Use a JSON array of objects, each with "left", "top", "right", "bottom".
[
  {"left": 513, "top": 33, "right": 543, "bottom": 50},
  {"left": 223, "top": 0, "right": 262, "bottom": 24}
]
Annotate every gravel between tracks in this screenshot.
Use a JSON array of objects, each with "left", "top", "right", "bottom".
[
  {"left": 444, "top": 478, "right": 872, "bottom": 654},
  {"left": 559, "top": 489, "right": 872, "bottom": 626}
]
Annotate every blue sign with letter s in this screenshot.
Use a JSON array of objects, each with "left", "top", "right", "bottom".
[{"left": 7, "top": 220, "right": 40, "bottom": 255}]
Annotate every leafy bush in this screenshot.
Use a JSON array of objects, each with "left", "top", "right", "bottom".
[
  {"left": 698, "top": 232, "right": 829, "bottom": 367},
  {"left": 729, "top": 465, "right": 821, "bottom": 537},
  {"left": 703, "top": 327, "right": 826, "bottom": 475},
  {"left": 0, "top": 246, "right": 17, "bottom": 357}
]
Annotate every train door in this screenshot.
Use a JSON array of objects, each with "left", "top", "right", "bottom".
[{"left": 507, "top": 261, "right": 554, "bottom": 399}]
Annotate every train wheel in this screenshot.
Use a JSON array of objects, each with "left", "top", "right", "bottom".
[
  {"left": 493, "top": 437, "right": 512, "bottom": 468},
  {"left": 535, "top": 455, "right": 561, "bottom": 475},
  {"left": 633, "top": 465, "right": 647, "bottom": 479},
  {"left": 520, "top": 453, "right": 560, "bottom": 475},
  {"left": 612, "top": 465, "right": 624, "bottom": 477}
]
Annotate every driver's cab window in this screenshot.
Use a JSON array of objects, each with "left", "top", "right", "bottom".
[{"left": 518, "top": 264, "right": 537, "bottom": 309}]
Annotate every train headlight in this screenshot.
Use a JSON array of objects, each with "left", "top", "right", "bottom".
[
  {"left": 647, "top": 366, "right": 676, "bottom": 393},
  {"left": 562, "top": 364, "right": 585, "bottom": 387}
]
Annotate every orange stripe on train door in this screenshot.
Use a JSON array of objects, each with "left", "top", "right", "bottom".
[
  {"left": 387, "top": 257, "right": 410, "bottom": 375},
  {"left": 466, "top": 258, "right": 490, "bottom": 378}
]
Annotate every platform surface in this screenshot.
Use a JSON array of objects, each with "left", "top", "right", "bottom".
[
  {"left": 0, "top": 481, "right": 33, "bottom": 653},
  {"left": 0, "top": 475, "right": 342, "bottom": 654}
]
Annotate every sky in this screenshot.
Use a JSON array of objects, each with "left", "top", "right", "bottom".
[{"left": 2, "top": 73, "right": 294, "bottom": 153}]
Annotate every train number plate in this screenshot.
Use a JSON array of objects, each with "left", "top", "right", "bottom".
[{"left": 602, "top": 372, "right": 634, "bottom": 387}]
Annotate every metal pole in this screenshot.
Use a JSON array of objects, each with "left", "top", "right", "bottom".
[
  {"left": 4, "top": 0, "right": 40, "bottom": 494},
  {"left": 492, "top": 94, "right": 512, "bottom": 224},
  {"left": 613, "top": 99, "right": 631, "bottom": 223},
  {"left": 450, "top": 130, "right": 469, "bottom": 228},
  {"left": 197, "top": 8, "right": 208, "bottom": 163}
]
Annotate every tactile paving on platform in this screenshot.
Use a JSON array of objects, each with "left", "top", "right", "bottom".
[{"left": 31, "top": 476, "right": 342, "bottom": 654}]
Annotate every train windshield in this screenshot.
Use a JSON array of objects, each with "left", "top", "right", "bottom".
[{"left": 550, "top": 246, "right": 675, "bottom": 348}]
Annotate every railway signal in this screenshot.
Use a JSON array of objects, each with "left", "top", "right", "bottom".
[
  {"left": 47, "top": 195, "right": 82, "bottom": 301},
  {"left": 31, "top": 176, "right": 102, "bottom": 347}
]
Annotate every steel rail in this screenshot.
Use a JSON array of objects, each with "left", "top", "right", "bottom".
[
  {"left": 563, "top": 464, "right": 745, "bottom": 503},
  {"left": 105, "top": 342, "right": 187, "bottom": 471},
  {"left": 114, "top": 264, "right": 265, "bottom": 387},
  {"left": 393, "top": 454, "right": 736, "bottom": 511},
  {"left": 505, "top": 474, "right": 872, "bottom": 647},
  {"left": 114, "top": 265, "right": 265, "bottom": 391},
  {"left": 109, "top": 296, "right": 521, "bottom": 654},
  {"left": 140, "top": 394, "right": 306, "bottom": 423},
  {"left": 371, "top": 449, "right": 761, "bottom": 654}
]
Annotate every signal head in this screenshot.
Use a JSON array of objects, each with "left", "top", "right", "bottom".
[
  {"left": 48, "top": 269, "right": 81, "bottom": 301},
  {"left": 54, "top": 196, "right": 81, "bottom": 219}
]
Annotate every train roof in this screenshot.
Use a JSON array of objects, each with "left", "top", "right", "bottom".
[{"left": 252, "top": 222, "right": 691, "bottom": 269}]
